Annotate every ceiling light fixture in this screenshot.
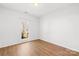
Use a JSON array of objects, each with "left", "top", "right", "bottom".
[
  {"left": 34, "top": 3, "right": 38, "bottom": 6},
  {"left": 32, "top": 0, "right": 39, "bottom": 6}
]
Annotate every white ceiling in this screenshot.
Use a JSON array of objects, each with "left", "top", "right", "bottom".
[{"left": 0, "top": 3, "right": 71, "bottom": 18}]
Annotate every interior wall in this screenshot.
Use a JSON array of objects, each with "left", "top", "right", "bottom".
[
  {"left": 0, "top": 7, "right": 39, "bottom": 48},
  {"left": 40, "top": 4, "right": 79, "bottom": 51}
]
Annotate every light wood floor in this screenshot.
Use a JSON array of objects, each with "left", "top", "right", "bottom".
[{"left": 0, "top": 39, "right": 79, "bottom": 56}]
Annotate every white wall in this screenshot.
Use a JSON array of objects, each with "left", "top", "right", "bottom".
[
  {"left": 40, "top": 4, "right": 79, "bottom": 51},
  {"left": 0, "top": 7, "right": 39, "bottom": 48}
]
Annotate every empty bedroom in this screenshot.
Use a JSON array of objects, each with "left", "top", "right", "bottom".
[{"left": 0, "top": 3, "right": 79, "bottom": 56}]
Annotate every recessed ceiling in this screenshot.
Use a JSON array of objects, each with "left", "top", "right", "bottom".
[{"left": 0, "top": 3, "right": 71, "bottom": 18}]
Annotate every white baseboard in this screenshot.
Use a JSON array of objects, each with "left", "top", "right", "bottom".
[
  {"left": 0, "top": 39, "right": 39, "bottom": 48},
  {"left": 40, "top": 39, "right": 79, "bottom": 52}
]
